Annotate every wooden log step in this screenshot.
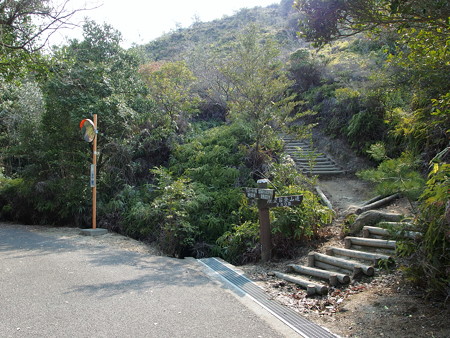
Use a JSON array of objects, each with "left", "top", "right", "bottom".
[
  {"left": 364, "top": 226, "right": 422, "bottom": 240},
  {"left": 363, "top": 226, "right": 390, "bottom": 238},
  {"left": 313, "top": 261, "right": 363, "bottom": 278},
  {"left": 326, "top": 247, "right": 393, "bottom": 266},
  {"left": 272, "top": 271, "right": 328, "bottom": 295},
  {"left": 313, "top": 252, "right": 374, "bottom": 276},
  {"left": 375, "top": 222, "right": 421, "bottom": 239},
  {"left": 361, "top": 195, "right": 385, "bottom": 206},
  {"left": 315, "top": 186, "right": 333, "bottom": 210},
  {"left": 287, "top": 264, "right": 350, "bottom": 285},
  {"left": 356, "top": 193, "right": 400, "bottom": 214},
  {"left": 377, "top": 221, "right": 414, "bottom": 228},
  {"left": 345, "top": 237, "right": 396, "bottom": 250}
]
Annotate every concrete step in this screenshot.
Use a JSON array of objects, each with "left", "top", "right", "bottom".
[
  {"left": 301, "top": 170, "right": 346, "bottom": 176},
  {"left": 282, "top": 135, "right": 344, "bottom": 176},
  {"left": 284, "top": 143, "right": 310, "bottom": 148},
  {"left": 295, "top": 159, "right": 340, "bottom": 165},
  {"left": 300, "top": 164, "right": 340, "bottom": 169}
]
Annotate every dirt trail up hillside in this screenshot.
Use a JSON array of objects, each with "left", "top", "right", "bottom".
[{"left": 240, "top": 175, "right": 449, "bottom": 338}]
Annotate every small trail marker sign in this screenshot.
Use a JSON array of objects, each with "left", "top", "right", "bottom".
[
  {"left": 244, "top": 179, "right": 303, "bottom": 262},
  {"left": 267, "top": 195, "right": 303, "bottom": 208},
  {"left": 244, "top": 188, "right": 275, "bottom": 200}
]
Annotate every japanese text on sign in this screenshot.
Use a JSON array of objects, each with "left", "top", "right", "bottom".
[
  {"left": 267, "top": 195, "right": 303, "bottom": 208},
  {"left": 244, "top": 188, "right": 275, "bottom": 200}
]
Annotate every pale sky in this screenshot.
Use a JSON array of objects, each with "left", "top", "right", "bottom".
[{"left": 52, "top": 0, "right": 280, "bottom": 47}]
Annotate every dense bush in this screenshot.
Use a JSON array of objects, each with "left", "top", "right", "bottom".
[
  {"left": 0, "top": 177, "right": 33, "bottom": 223},
  {"left": 216, "top": 220, "right": 260, "bottom": 264},
  {"left": 398, "top": 157, "right": 450, "bottom": 297},
  {"left": 98, "top": 124, "right": 253, "bottom": 258},
  {"left": 357, "top": 146, "right": 425, "bottom": 202},
  {"left": 167, "top": 124, "right": 253, "bottom": 253},
  {"left": 216, "top": 154, "right": 333, "bottom": 263}
]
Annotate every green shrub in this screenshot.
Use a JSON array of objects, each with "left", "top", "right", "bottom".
[
  {"left": 271, "top": 189, "right": 333, "bottom": 240},
  {"left": 357, "top": 150, "right": 425, "bottom": 201},
  {"left": 99, "top": 184, "right": 155, "bottom": 237},
  {"left": 216, "top": 221, "right": 260, "bottom": 265},
  {"left": 0, "top": 176, "right": 89, "bottom": 226},
  {"left": 0, "top": 177, "right": 32, "bottom": 222},
  {"left": 399, "top": 159, "right": 449, "bottom": 297},
  {"left": 346, "top": 109, "right": 386, "bottom": 151},
  {"left": 150, "top": 168, "right": 200, "bottom": 257}
]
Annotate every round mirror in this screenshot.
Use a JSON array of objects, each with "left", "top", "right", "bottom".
[{"left": 79, "top": 119, "right": 96, "bottom": 142}]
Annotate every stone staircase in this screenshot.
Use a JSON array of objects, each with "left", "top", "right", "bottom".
[
  {"left": 271, "top": 224, "right": 405, "bottom": 296},
  {"left": 282, "top": 135, "right": 345, "bottom": 176}
]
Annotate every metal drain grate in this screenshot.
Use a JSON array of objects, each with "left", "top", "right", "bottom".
[{"left": 199, "top": 257, "right": 337, "bottom": 338}]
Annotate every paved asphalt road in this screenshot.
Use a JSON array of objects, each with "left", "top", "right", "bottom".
[{"left": 0, "top": 224, "right": 298, "bottom": 337}]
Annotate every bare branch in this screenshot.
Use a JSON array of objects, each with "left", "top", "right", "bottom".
[{"left": 1, "top": 0, "right": 98, "bottom": 52}]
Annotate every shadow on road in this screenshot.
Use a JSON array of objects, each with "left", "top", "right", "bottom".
[{"left": 0, "top": 223, "right": 219, "bottom": 297}]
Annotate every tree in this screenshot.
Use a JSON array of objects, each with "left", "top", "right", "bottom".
[
  {"left": 294, "top": 0, "right": 449, "bottom": 46},
  {"left": 0, "top": 79, "right": 45, "bottom": 176},
  {"left": 0, "top": 0, "right": 88, "bottom": 78},
  {"left": 139, "top": 61, "right": 201, "bottom": 132},
  {"left": 295, "top": 0, "right": 449, "bottom": 156},
  {"left": 218, "top": 25, "right": 301, "bottom": 161},
  {"left": 9, "top": 21, "right": 157, "bottom": 225}
]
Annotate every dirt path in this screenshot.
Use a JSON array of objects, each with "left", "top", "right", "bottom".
[{"left": 318, "top": 176, "right": 373, "bottom": 212}]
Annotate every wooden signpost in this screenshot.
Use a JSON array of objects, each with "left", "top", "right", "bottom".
[{"left": 244, "top": 179, "right": 303, "bottom": 262}]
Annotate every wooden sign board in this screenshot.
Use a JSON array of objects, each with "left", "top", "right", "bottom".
[
  {"left": 244, "top": 188, "right": 275, "bottom": 200},
  {"left": 267, "top": 195, "right": 303, "bottom": 208}
]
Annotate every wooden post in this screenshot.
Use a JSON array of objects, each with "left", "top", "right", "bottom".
[
  {"left": 257, "top": 179, "right": 271, "bottom": 262},
  {"left": 244, "top": 182, "right": 302, "bottom": 263},
  {"left": 92, "top": 114, "right": 97, "bottom": 230}
]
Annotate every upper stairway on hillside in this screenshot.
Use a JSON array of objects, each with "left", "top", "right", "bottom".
[{"left": 282, "top": 135, "right": 345, "bottom": 176}]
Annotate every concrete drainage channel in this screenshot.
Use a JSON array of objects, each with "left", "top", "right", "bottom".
[{"left": 198, "top": 257, "right": 337, "bottom": 338}]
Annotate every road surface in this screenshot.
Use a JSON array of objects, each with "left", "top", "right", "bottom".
[{"left": 0, "top": 224, "right": 297, "bottom": 337}]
